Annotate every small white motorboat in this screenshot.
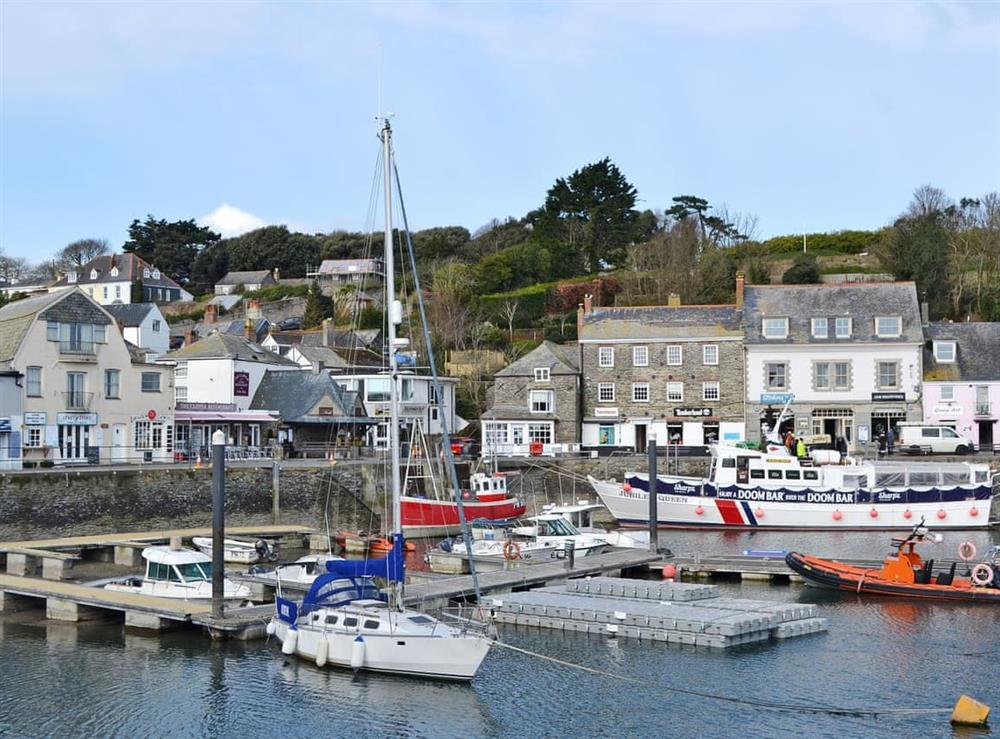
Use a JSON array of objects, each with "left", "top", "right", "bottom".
[
  {"left": 104, "top": 545, "right": 252, "bottom": 602},
  {"left": 254, "top": 554, "right": 345, "bottom": 588},
  {"left": 542, "top": 501, "right": 648, "bottom": 549},
  {"left": 192, "top": 536, "right": 278, "bottom": 564}
]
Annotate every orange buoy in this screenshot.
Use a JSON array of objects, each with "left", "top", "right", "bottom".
[
  {"left": 970, "top": 507, "right": 979, "bottom": 517},
  {"left": 754, "top": 508, "right": 765, "bottom": 519},
  {"left": 661, "top": 563, "right": 677, "bottom": 580},
  {"left": 695, "top": 505, "right": 705, "bottom": 516},
  {"left": 869, "top": 508, "right": 878, "bottom": 518},
  {"left": 832, "top": 510, "right": 843, "bottom": 521},
  {"left": 903, "top": 509, "right": 912, "bottom": 519},
  {"left": 623, "top": 482, "right": 632, "bottom": 492},
  {"left": 937, "top": 509, "right": 947, "bottom": 520}
]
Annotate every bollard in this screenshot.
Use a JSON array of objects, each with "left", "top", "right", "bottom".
[{"left": 564, "top": 539, "right": 575, "bottom": 570}]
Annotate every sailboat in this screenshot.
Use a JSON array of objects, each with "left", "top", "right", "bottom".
[{"left": 267, "top": 119, "right": 492, "bottom": 680}]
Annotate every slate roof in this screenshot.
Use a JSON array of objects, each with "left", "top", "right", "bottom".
[
  {"left": 104, "top": 302, "right": 154, "bottom": 327},
  {"left": 51, "top": 253, "right": 183, "bottom": 290},
  {"left": 218, "top": 318, "right": 271, "bottom": 343},
  {"left": 249, "top": 370, "right": 369, "bottom": 423},
  {"left": 209, "top": 294, "right": 243, "bottom": 310},
  {"left": 0, "top": 291, "right": 66, "bottom": 363},
  {"left": 164, "top": 332, "right": 298, "bottom": 365},
  {"left": 217, "top": 270, "right": 274, "bottom": 286},
  {"left": 581, "top": 305, "right": 742, "bottom": 340},
  {"left": 317, "top": 259, "right": 383, "bottom": 276},
  {"left": 495, "top": 341, "right": 580, "bottom": 377},
  {"left": 294, "top": 345, "right": 348, "bottom": 369},
  {"left": 923, "top": 322, "right": 1000, "bottom": 382},
  {"left": 743, "top": 282, "right": 922, "bottom": 344}
]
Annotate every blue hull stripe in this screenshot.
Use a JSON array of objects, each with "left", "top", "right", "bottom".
[{"left": 740, "top": 501, "right": 758, "bottom": 527}]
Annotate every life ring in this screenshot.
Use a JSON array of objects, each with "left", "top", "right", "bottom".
[
  {"left": 970, "top": 564, "right": 994, "bottom": 587},
  {"left": 958, "top": 541, "right": 977, "bottom": 561},
  {"left": 502, "top": 540, "right": 521, "bottom": 560}
]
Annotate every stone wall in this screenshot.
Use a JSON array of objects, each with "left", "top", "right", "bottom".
[{"left": 0, "top": 464, "right": 381, "bottom": 542}]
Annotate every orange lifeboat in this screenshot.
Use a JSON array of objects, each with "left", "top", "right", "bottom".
[{"left": 786, "top": 521, "right": 1000, "bottom": 603}]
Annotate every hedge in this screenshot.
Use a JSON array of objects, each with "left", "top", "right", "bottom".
[{"left": 736, "top": 229, "right": 886, "bottom": 258}]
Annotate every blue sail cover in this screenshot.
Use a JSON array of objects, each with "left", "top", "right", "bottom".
[{"left": 323, "top": 534, "right": 405, "bottom": 582}]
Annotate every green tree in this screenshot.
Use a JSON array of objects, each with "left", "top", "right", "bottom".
[
  {"left": 123, "top": 216, "right": 219, "bottom": 284},
  {"left": 413, "top": 227, "right": 471, "bottom": 262},
  {"left": 876, "top": 206, "right": 951, "bottom": 320},
  {"left": 301, "top": 282, "right": 332, "bottom": 328},
  {"left": 536, "top": 157, "right": 639, "bottom": 272},
  {"left": 691, "top": 249, "right": 737, "bottom": 304},
  {"left": 190, "top": 241, "right": 230, "bottom": 294},
  {"left": 223, "top": 225, "right": 320, "bottom": 277},
  {"left": 747, "top": 257, "right": 772, "bottom": 285},
  {"left": 781, "top": 253, "right": 820, "bottom": 284}
]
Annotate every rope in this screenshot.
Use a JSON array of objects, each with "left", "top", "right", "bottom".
[{"left": 491, "top": 640, "right": 953, "bottom": 718}]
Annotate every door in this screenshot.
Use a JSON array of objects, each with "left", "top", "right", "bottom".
[
  {"left": 977, "top": 420, "right": 994, "bottom": 450},
  {"left": 634, "top": 423, "right": 647, "bottom": 453},
  {"left": 736, "top": 456, "right": 750, "bottom": 485},
  {"left": 112, "top": 424, "right": 127, "bottom": 462},
  {"left": 58, "top": 425, "right": 90, "bottom": 460}
]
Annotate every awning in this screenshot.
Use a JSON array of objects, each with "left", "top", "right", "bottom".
[{"left": 174, "top": 410, "right": 277, "bottom": 423}]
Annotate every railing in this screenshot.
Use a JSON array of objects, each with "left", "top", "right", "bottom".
[
  {"left": 975, "top": 402, "right": 992, "bottom": 416},
  {"left": 61, "top": 391, "right": 94, "bottom": 410},
  {"left": 59, "top": 340, "right": 95, "bottom": 355}
]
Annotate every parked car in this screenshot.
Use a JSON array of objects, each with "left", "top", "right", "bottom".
[
  {"left": 897, "top": 423, "right": 974, "bottom": 455},
  {"left": 449, "top": 436, "right": 481, "bottom": 457},
  {"left": 277, "top": 316, "right": 303, "bottom": 331}
]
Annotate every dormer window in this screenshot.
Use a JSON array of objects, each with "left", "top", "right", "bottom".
[
  {"left": 533, "top": 367, "right": 550, "bottom": 382},
  {"left": 67, "top": 271, "right": 77, "bottom": 283},
  {"left": 143, "top": 268, "right": 151, "bottom": 279},
  {"left": 762, "top": 317, "right": 789, "bottom": 339},
  {"left": 933, "top": 341, "right": 956, "bottom": 363},
  {"left": 90, "top": 269, "right": 98, "bottom": 280},
  {"left": 152, "top": 269, "right": 160, "bottom": 279},
  {"left": 811, "top": 318, "right": 828, "bottom": 339},
  {"left": 110, "top": 267, "right": 119, "bottom": 277},
  {"left": 875, "top": 316, "right": 901, "bottom": 338}
]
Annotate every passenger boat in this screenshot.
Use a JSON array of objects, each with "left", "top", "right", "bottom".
[
  {"left": 104, "top": 545, "right": 252, "bottom": 602},
  {"left": 191, "top": 536, "right": 278, "bottom": 564},
  {"left": 267, "top": 120, "right": 492, "bottom": 681},
  {"left": 401, "top": 471, "right": 526, "bottom": 538},
  {"left": 786, "top": 522, "right": 1000, "bottom": 602},
  {"left": 589, "top": 442, "right": 997, "bottom": 530}
]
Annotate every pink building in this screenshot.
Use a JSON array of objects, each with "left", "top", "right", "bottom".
[{"left": 922, "top": 323, "right": 1000, "bottom": 451}]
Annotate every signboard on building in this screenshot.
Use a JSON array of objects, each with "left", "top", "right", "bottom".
[
  {"left": 856, "top": 425, "right": 869, "bottom": 443},
  {"left": 760, "top": 393, "right": 794, "bottom": 404},
  {"left": 56, "top": 412, "right": 98, "bottom": 426},
  {"left": 233, "top": 372, "right": 251, "bottom": 397},
  {"left": 593, "top": 407, "right": 619, "bottom": 417},
  {"left": 871, "top": 392, "right": 905, "bottom": 402},
  {"left": 673, "top": 407, "right": 712, "bottom": 418},
  {"left": 176, "top": 402, "right": 237, "bottom": 412},
  {"left": 23, "top": 412, "right": 47, "bottom": 426},
  {"left": 932, "top": 404, "right": 962, "bottom": 415}
]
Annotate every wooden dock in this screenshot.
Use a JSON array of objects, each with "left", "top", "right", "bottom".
[{"left": 403, "top": 549, "right": 661, "bottom": 608}]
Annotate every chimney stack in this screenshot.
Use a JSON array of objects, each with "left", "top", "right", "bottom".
[
  {"left": 735, "top": 272, "right": 745, "bottom": 309},
  {"left": 245, "top": 318, "right": 255, "bottom": 342},
  {"left": 322, "top": 318, "right": 333, "bottom": 348},
  {"left": 668, "top": 293, "right": 681, "bottom": 307},
  {"left": 920, "top": 301, "right": 929, "bottom": 325},
  {"left": 204, "top": 303, "right": 217, "bottom": 324},
  {"left": 184, "top": 329, "right": 193, "bottom": 347},
  {"left": 583, "top": 293, "right": 593, "bottom": 314},
  {"left": 247, "top": 298, "right": 261, "bottom": 319}
]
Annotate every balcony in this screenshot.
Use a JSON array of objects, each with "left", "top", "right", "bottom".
[
  {"left": 975, "top": 402, "right": 992, "bottom": 417},
  {"left": 62, "top": 391, "right": 94, "bottom": 410},
  {"left": 59, "top": 340, "right": 96, "bottom": 362}
]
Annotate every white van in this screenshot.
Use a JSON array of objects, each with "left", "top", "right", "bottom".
[{"left": 897, "top": 424, "right": 974, "bottom": 455}]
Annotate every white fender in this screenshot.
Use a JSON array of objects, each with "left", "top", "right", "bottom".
[
  {"left": 350, "top": 635, "right": 365, "bottom": 671},
  {"left": 281, "top": 627, "right": 298, "bottom": 655},
  {"left": 265, "top": 620, "right": 276, "bottom": 637},
  {"left": 315, "top": 636, "right": 329, "bottom": 668}
]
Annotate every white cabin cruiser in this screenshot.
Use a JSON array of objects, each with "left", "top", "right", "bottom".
[
  {"left": 255, "top": 554, "right": 345, "bottom": 588},
  {"left": 104, "top": 546, "right": 252, "bottom": 602},
  {"left": 192, "top": 536, "right": 278, "bottom": 565},
  {"left": 541, "top": 500, "right": 648, "bottom": 548},
  {"left": 589, "top": 442, "right": 997, "bottom": 530}
]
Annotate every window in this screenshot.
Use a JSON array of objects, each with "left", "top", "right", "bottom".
[
  {"left": 750, "top": 469, "right": 765, "bottom": 480},
  {"left": 632, "top": 346, "right": 648, "bottom": 367},
  {"left": 527, "top": 424, "right": 552, "bottom": 444},
  {"left": 598, "top": 383, "right": 615, "bottom": 402},
  {"left": 598, "top": 347, "right": 614, "bottom": 367},
  {"left": 762, "top": 317, "right": 788, "bottom": 339},
  {"left": 483, "top": 423, "right": 509, "bottom": 446},
  {"left": 666, "top": 345, "right": 682, "bottom": 366},
  {"left": 768, "top": 469, "right": 782, "bottom": 480},
  {"left": 786, "top": 470, "right": 801, "bottom": 480},
  {"left": 342, "top": 616, "right": 358, "bottom": 628},
  {"left": 104, "top": 369, "right": 120, "bottom": 399},
  {"left": 111, "top": 267, "right": 119, "bottom": 277},
  {"left": 533, "top": 367, "right": 550, "bottom": 382},
  {"left": 766, "top": 363, "right": 787, "bottom": 390},
  {"left": 702, "top": 382, "right": 720, "bottom": 401},
  {"left": 400, "top": 378, "right": 413, "bottom": 401},
  {"left": 102, "top": 286, "right": 108, "bottom": 300},
  {"left": 90, "top": 269, "right": 98, "bottom": 280},
  {"left": 175, "top": 386, "right": 188, "bottom": 402},
  {"left": 114, "top": 285, "right": 121, "bottom": 299},
  {"left": 152, "top": 320, "right": 161, "bottom": 333},
  {"left": 366, "top": 377, "right": 391, "bottom": 402},
  {"left": 530, "top": 390, "right": 553, "bottom": 413},
  {"left": 940, "top": 385, "right": 955, "bottom": 402},
  {"left": 175, "top": 362, "right": 187, "bottom": 379},
  {"left": 632, "top": 383, "right": 649, "bottom": 402},
  {"left": 877, "top": 362, "right": 898, "bottom": 389},
  {"left": 134, "top": 420, "right": 152, "bottom": 449},
  {"left": 811, "top": 318, "right": 828, "bottom": 338},
  {"left": 921, "top": 428, "right": 940, "bottom": 438},
  {"left": 666, "top": 382, "right": 684, "bottom": 402},
  {"left": 598, "top": 425, "right": 615, "bottom": 445},
  {"left": 834, "top": 362, "right": 850, "bottom": 390},
  {"left": 702, "top": 345, "right": 718, "bottom": 365},
  {"left": 363, "top": 619, "right": 380, "bottom": 630},
  {"left": 804, "top": 470, "right": 819, "bottom": 481},
  {"left": 26, "top": 366, "right": 42, "bottom": 397},
  {"left": 25, "top": 427, "right": 43, "bottom": 447},
  {"left": 141, "top": 372, "right": 161, "bottom": 392},
  {"left": 143, "top": 268, "right": 150, "bottom": 279},
  {"left": 814, "top": 363, "right": 830, "bottom": 390},
  {"left": 95, "top": 325, "right": 106, "bottom": 343},
  {"left": 875, "top": 316, "right": 901, "bottom": 337},
  {"left": 153, "top": 269, "right": 160, "bottom": 279},
  {"left": 66, "top": 372, "right": 86, "bottom": 408},
  {"left": 47, "top": 321, "right": 58, "bottom": 341},
  {"left": 933, "top": 341, "right": 955, "bottom": 362}
]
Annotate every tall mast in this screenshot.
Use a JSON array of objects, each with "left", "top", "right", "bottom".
[{"left": 381, "top": 119, "right": 402, "bottom": 539}]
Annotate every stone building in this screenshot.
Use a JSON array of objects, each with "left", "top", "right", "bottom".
[
  {"left": 578, "top": 292, "right": 745, "bottom": 450},
  {"left": 480, "top": 341, "right": 581, "bottom": 456}
]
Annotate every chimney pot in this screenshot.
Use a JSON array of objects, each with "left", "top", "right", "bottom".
[{"left": 583, "top": 294, "right": 593, "bottom": 314}]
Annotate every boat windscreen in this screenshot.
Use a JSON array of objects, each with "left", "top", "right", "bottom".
[{"left": 177, "top": 562, "right": 211, "bottom": 582}]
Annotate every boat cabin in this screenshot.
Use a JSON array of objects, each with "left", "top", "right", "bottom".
[
  {"left": 542, "top": 500, "right": 602, "bottom": 530},
  {"left": 142, "top": 546, "right": 214, "bottom": 584},
  {"left": 469, "top": 472, "right": 510, "bottom": 501}
]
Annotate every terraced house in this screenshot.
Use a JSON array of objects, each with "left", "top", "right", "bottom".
[{"left": 577, "top": 290, "right": 746, "bottom": 451}]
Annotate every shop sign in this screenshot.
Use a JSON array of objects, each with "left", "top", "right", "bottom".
[
  {"left": 871, "top": 392, "right": 905, "bottom": 402},
  {"left": 932, "top": 404, "right": 962, "bottom": 415},
  {"left": 760, "top": 393, "right": 793, "bottom": 404},
  {"left": 56, "top": 412, "right": 98, "bottom": 426},
  {"left": 23, "top": 412, "right": 47, "bottom": 426},
  {"left": 233, "top": 372, "right": 251, "bottom": 397},
  {"left": 593, "top": 407, "right": 619, "bottom": 417},
  {"left": 0, "top": 418, "right": 10, "bottom": 432},
  {"left": 176, "top": 402, "right": 237, "bottom": 412},
  {"left": 673, "top": 407, "right": 712, "bottom": 418}
]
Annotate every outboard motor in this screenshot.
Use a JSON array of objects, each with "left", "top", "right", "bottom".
[
  {"left": 255, "top": 539, "right": 277, "bottom": 561},
  {"left": 439, "top": 538, "right": 453, "bottom": 553}
]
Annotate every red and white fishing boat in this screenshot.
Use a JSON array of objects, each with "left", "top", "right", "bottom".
[{"left": 401, "top": 471, "right": 526, "bottom": 537}]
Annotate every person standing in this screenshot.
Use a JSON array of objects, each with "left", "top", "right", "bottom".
[
  {"left": 886, "top": 426, "right": 895, "bottom": 455},
  {"left": 796, "top": 437, "right": 807, "bottom": 458}
]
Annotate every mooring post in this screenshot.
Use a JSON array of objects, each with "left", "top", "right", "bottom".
[
  {"left": 647, "top": 435, "right": 658, "bottom": 553},
  {"left": 211, "top": 429, "right": 226, "bottom": 619},
  {"left": 271, "top": 460, "right": 280, "bottom": 525}
]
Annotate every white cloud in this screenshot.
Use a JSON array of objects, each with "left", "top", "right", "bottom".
[{"left": 199, "top": 204, "right": 267, "bottom": 238}]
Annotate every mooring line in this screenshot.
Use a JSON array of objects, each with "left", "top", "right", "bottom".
[{"left": 492, "top": 640, "right": 952, "bottom": 718}]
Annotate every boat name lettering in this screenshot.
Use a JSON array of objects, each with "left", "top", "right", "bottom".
[
  {"left": 719, "top": 488, "right": 854, "bottom": 504},
  {"left": 672, "top": 482, "right": 697, "bottom": 494}
]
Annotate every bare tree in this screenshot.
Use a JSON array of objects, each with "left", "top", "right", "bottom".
[
  {"left": 0, "top": 253, "right": 30, "bottom": 282},
  {"left": 907, "top": 185, "right": 952, "bottom": 218},
  {"left": 499, "top": 298, "right": 519, "bottom": 344},
  {"left": 56, "top": 238, "right": 109, "bottom": 271}
]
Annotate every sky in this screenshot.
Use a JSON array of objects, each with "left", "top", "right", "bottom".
[{"left": 1, "top": 1, "right": 998, "bottom": 263}]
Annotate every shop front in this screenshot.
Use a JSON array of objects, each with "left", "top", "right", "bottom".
[{"left": 174, "top": 403, "right": 276, "bottom": 460}]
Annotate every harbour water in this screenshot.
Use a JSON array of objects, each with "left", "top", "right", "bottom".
[{"left": 1, "top": 529, "right": 997, "bottom": 738}]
